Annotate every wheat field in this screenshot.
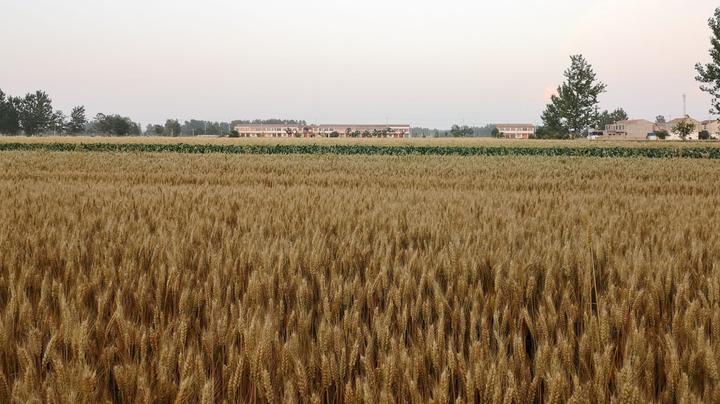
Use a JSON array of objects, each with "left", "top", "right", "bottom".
[{"left": 1, "top": 151, "right": 719, "bottom": 403}]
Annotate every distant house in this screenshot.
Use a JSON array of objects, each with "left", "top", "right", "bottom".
[
  {"left": 656, "top": 117, "right": 702, "bottom": 140},
  {"left": 316, "top": 124, "right": 411, "bottom": 138},
  {"left": 232, "top": 124, "right": 307, "bottom": 138},
  {"left": 496, "top": 124, "right": 535, "bottom": 139},
  {"left": 701, "top": 120, "right": 720, "bottom": 137}
]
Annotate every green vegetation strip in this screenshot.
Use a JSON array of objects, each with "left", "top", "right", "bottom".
[{"left": 2, "top": 142, "right": 720, "bottom": 158}]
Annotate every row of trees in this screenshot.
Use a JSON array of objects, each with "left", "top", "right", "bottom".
[
  {"left": 1, "top": 89, "right": 312, "bottom": 137},
  {"left": 0, "top": 90, "right": 87, "bottom": 135},
  {"left": 0, "top": 88, "right": 146, "bottom": 136},
  {"left": 89, "top": 114, "right": 142, "bottom": 136},
  {"left": 1, "top": 88, "right": 315, "bottom": 137},
  {"left": 145, "top": 120, "right": 183, "bottom": 136}
]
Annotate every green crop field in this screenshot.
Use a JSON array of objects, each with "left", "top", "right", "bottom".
[{"left": 1, "top": 136, "right": 720, "bottom": 159}]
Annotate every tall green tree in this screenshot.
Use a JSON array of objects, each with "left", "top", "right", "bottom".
[
  {"left": 91, "top": 113, "right": 136, "bottom": 136},
  {"left": 165, "top": 119, "right": 181, "bottom": 136},
  {"left": 206, "top": 122, "right": 221, "bottom": 135},
  {"left": 541, "top": 55, "right": 606, "bottom": 138},
  {"left": 50, "top": 110, "right": 66, "bottom": 134},
  {"left": 66, "top": 106, "right": 87, "bottom": 134},
  {"left": 0, "top": 89, "right": 21, "bottom": 135},
  {"left": 540, "top": 102, "right": 568, "bottom": 137},
  {"left": 696, "top": 7, "right": 720, "bottom": 116},
  {"left": 672, "top": 119, "right": 696, "bottom": 141},
  {"left": 450, "top": 124, "right": 473, "bottom": 137},
  {"left": 129, "top": 121, "right": 141, "bottom": 135},
  {"left": 18, "top": 91, "right": 54, "bottom": 135}
]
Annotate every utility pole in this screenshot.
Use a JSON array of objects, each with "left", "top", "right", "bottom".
[
  {"left": 683, "top": 94, "right": 687, "bottom": 117},
  {"left": 594, "top": 105, "right": 599, "bottom": 132}
]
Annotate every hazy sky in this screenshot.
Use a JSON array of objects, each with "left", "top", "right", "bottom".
[{"left": 1, "top": 0, "right": 718, "bottom": 128}]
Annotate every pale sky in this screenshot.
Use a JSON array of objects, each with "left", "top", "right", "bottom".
[{"left": 1, "top": 0, "right": 718, "bottom": 128}]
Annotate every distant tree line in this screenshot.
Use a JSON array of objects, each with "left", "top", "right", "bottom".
[
  {"left": 1, "top": 90, "right": 314, "bottom": 137},
  {"left": 0, "top": 88, "right": 146, "bottom": 136},
  {"left": 0, "top": 89, "right": 87, "bottom": 135},
  {"left": 88, "top": 114, "right": 142, "bottom": 136}
]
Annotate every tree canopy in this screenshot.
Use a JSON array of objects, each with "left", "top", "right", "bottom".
[
  {"left": 450, "top": 125, "right": 474, "bottom": 137},
  {"left": 18, "top": 91, "right": 54, "bottom": 135},
  {"left": 696, "top": 7, "right": 720, "bottom": 116},
  {"left": 672, "top": 120, "right": 696, "bottom": 141},
  {"left": 0, "top": 89, "right": 21, "bottom": 135},
  {"left": 541, "top": 55, "right": 606, "bottom": 138},
  {"left": 597, "top": 108, "right": 629, "bottom": 129},
  {"left": 66, "top": 106, "right": 87, "bottom": 134},
  {"left": 164, "top": 119, "right": 182, "bottom": 137},
  {"left": 91, "top": 113, "right": 141, "bottom": 136}
]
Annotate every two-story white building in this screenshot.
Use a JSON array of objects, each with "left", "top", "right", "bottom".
[{"left": 496, "top": 124, "right": 536, "bottom": 139}]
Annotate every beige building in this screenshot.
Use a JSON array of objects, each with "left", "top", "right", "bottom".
[
  {"left": 604, "top": 119, "right": 655, "bottom": 140},
  {"left": 316, "top": 124, "right": 411, "bottom": 138},
  {"left": 496, "top": 124, "right": 535, "bottom": 139},
  {"left": 656, "top": 117, "right": 702, "bottom": 140},
  {"left": 233, "top": 124, "right": 310, "bottom": 138},
  {"left": 233, "top": 124, "right": 411, "bottom": 138},
  {"left": 701, "top": 120, "right": 720, "bottom": 137}
]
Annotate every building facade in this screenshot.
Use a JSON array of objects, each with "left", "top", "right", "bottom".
[
  {"left": 316, "top": 124, "right": 411, "bottom": 138},
  {"left": 233, "top": 124, "right": 411, "bottom": 138},
  {"left": 701, "top": 120, "right": 720, "bottom": 137},
  {"left": 656, "top": 117, "right": 702, "bottom": 140},
  {"left": 496, "top": 124, "right": 535, "bottom": 139},
  {"left": 604, "top": 119, "right": 655, "bottom": 140}
]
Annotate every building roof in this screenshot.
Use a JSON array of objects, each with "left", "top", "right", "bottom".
[
  {"left": 496, "top": 124, "right": 535, "bottom": 127},
  {"left": 235, "top": 124, "right": 409, "bottom": 129},
  {"left": 613, "top": 119, "right": 654, "bottom": 125},
  {"left": 668, "top": 116, "right": 701, "bottom": 125},
  {"left": 317, "top": 124, "right": 409, "bottom": 128}
]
